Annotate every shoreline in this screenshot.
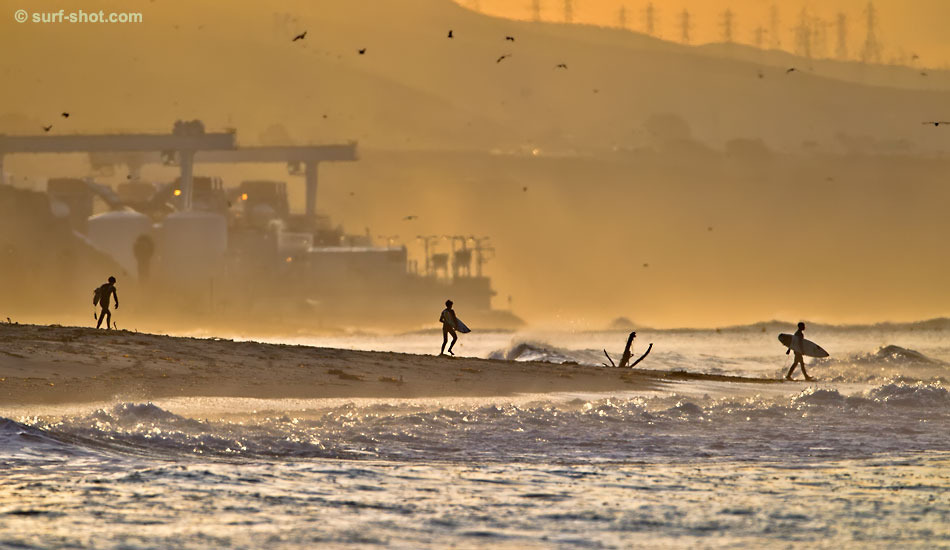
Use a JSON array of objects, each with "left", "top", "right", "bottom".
[{"left": 0, "top": 323, "right": 781, "bottom": 407}]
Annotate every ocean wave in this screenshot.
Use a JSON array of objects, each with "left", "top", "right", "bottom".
[
  {"left": 14, "top": 384, "right": 950, "bottom": 464},
  {"left": 488, "top": 341, "right": 603, "bottom": 365},
  {"left": 837, "top": 345, "right": 942, "bottom": 366}
]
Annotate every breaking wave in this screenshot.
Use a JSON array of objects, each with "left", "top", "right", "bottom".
[
  {"left": 7, "top": 381, "right": 950, "bottom": 465},
  {"left": 488, "top": 341, "right": 603, "bottom": 365}
]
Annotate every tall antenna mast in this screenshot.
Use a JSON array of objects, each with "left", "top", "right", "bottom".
[
  {"left": 860, "top": 1, "right": 882, "bottom": 64},
  {"left": 617, "top": 5, "right": 627, "bottom": 29}
]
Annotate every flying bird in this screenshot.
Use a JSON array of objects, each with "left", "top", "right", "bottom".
[
  {"left": 923, "top": 121, "right": 950, "bottom": 127},
  {"left": 707, "top": 227, "right": 714, "bottom": 232},
  {"left": 505, "top": 36, "right": 515, "bottom": 41},
  {"left": 522, "top": 186, "right": 528, "bottom": 192},
  {"left": 642, "top": 263, "right": 649, "bottom": 268},
  {"left": 61, "top": 112, "right": 69, "bottom": 118},
  {"left": 555, "top": 63, "right": 568, "bottom": 69},
  {"left": 358, "top": 48, "right": 367, "bottom": 55},
  {"left": 403, "top": 215, "right": 418, "bottom": 221},
  {"left": 496, "top": 54, "right": 510, "bottom": 63},
  {"left": 921, "top": 72, "right": 929, "bottom": 77},
  {"left": 786, "top": 67, "right": 797, "bottom": 74},
  {"left": 757, "top": 71, "right": 765, "bottom": 79},
  {"left": 448, "top": 30, "right": 453, "bottom": 38},
  {"left": 42, "top": 125, "right": 52, "bottom": 132},
  {"left": 292, "top": 31, "right": 307, "bottom": 42}
]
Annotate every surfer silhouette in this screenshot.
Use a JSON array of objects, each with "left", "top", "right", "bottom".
[
  {"left": 439, "top": 299, "right": 458, "bottom": 355},
  {"left": 785, "top": 322, "right": 813, "bottom": 381},
  {"left": 94, "top": 276, "right": 119, "bottom": 330}
]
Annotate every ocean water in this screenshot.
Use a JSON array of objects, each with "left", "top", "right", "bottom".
[{"left": 2, "top": 324, "right": 950, "bottom": 548}]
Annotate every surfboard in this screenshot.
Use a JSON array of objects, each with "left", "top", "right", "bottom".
[
  {"left": 778, "top": 333, "right": 829, "bottom": 358},
  {"left": 455, "top": 318, "right": 472, "bottom": 334}
]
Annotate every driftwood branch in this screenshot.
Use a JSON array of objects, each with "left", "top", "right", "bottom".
[
  {"left": 628, "top": 343, "right": 653, "bottom": 368},
  {"left": 603, "top": 349, "right": 616, "bottom": 367},
  {"left": 608, "top": 331, "right": 653, "bottom": 368},
  {"left": 618, "top": 332, "right": 637, "bottom": 367}
]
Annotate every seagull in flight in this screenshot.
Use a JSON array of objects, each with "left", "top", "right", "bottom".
[
  {"left": 61, "top": 112, "right": 70, "bottom": 118},
  {"left": 786, "top": 67, "right": 797, "bottom": 74},
  {"left": 448, "top": 30, "right": 453, "bottom": 38},
  {"left": 42, "top": 125, "right": 52, "bottom": 132},
  {"left": 403, "top": 215, "right": 418, "bottom": 221},
  {"left": 358, "top": 48, "right": 367, "bottom": 55},
  {"left": 923, "top": 121, "right": 950, "bottom": 127},
  {"left": 496, "top": 54, "right": 510, "bottom": 63},
  {"left": 505, "top": 36, "right": 515, "bottom": 41},
  {"left": 555, "top": 63, "right": 568, "bottom": 69},
  {"left": 292, "top": 31, "right": 307, "bottom": 42}
]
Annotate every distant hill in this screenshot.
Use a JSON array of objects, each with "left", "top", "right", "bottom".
[{"left": 2, "top": 0, "right": 950, "bottom": 155}]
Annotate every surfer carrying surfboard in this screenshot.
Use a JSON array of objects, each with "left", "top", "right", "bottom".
[
  {"left": 785, "top": 322, "right": 813, "bottom": 381},
  {"left": 439, "top": 300, "right": 459, "bottom": 356}
]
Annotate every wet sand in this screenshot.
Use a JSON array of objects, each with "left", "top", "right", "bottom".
[{"left": 0, "top": 324, "right": 780, "bottom": 405}]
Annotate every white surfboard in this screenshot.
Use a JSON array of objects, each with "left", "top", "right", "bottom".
[{"left": 778, "top": 333, "right": 829, "bottom": 358}]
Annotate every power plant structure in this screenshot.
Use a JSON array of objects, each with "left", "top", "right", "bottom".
[{"left": 0, "top": 121, "right": 521, "bottom": 331}]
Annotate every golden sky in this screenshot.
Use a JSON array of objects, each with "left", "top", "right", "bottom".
[{"left": 471, "top": 0, "right": 950, "bottom": 66}]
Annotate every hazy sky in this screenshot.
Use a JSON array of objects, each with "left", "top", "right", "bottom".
[{"left": 471, "top": 0, "right": 950, "bottom": 66}]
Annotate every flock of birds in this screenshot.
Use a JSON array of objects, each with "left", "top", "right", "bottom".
[
  {"left": 290, "top": 27, "right": 569, "bottom": 70},
  {"left": 41, "top": 112, "right": 69, "bottom": 132}
]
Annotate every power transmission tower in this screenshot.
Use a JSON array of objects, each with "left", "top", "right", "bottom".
[
  {"left": 531, "top": 0, "right": 542, "bottom": 22},
  {"left": 812, "top": 17, "right": 828, "bottom": 58},
  {"left": 564, "top": 0, "right": 573, "bottom": 23},
  {"left": 769, "top": 4, "right": 781, "bottom": 49},
  {"left": 617, "top": 5, "right": 627, "bottom": 29},
  {"left": 643, "top": 2, "right": 655, "bottom": 36},
  {"left": 860, "top": 1, "right": 882, "bottom": 64},
  {"left": 721, "top": 9, "right": 734, "bottom": 44},
  {"left": 753, "top": 26, "right": 767, "bottom": 49},
  {"left": 835, "top": 13, "right": 848, "bottom": 60},
  {"left": 794, "top": 8, "right": 812, "bottom": 58},
  {"left": 680, "top": 9, "right": 691, "bottom": 44}
]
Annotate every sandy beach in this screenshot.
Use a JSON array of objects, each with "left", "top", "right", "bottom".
[{"left": 0, "top": 323, "right": 782, "bottom": 406}]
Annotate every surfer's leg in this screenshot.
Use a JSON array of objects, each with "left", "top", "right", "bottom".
[
  {"left": 441, "top": 327, "right": 448, "bottom": 355},
  {"left": 800, "top": 361, "right": 813, "bottom": 380},
  {"left": 785, "top": 363, "right": 797, "bottom": 380},
  {"left": 448, "top": 329, "right": 458, "bottom": 355}
]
